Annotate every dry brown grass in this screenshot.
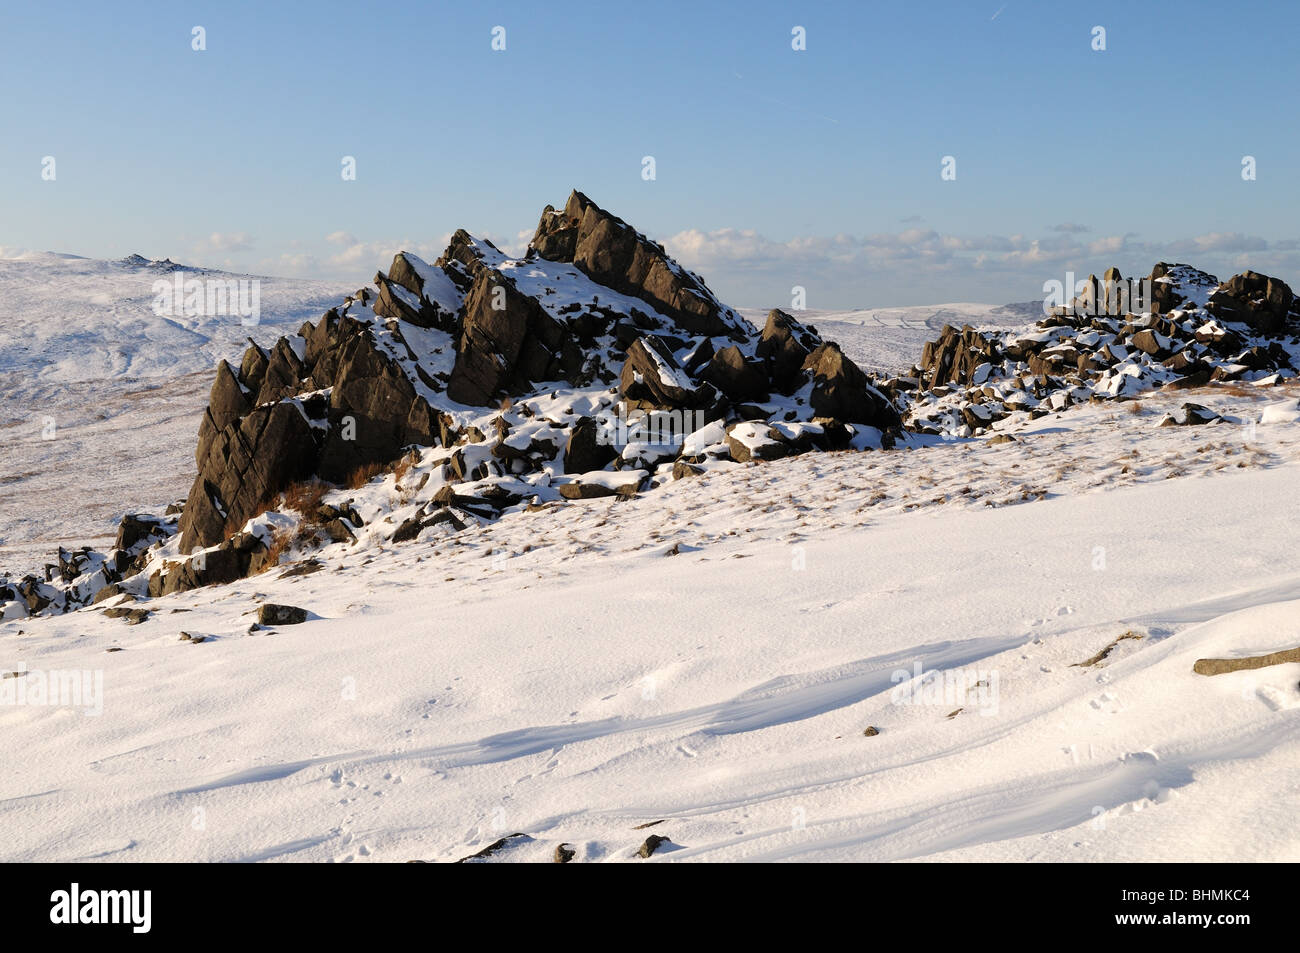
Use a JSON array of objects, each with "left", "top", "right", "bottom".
[
  {"left": 257, "top": 529, "right": 293, "bottom": 573},
  {"left": 391, "top": 449, "right": 419, "bottom": 485},
  {"left": 221, "top": 478, "right": 329, "bottom": 542},
  {"left": 282, "top": 478, "right": 329, "bottom": 516},
  {"left": 1176, "top": 381, "right": 1266, "bottom": 399},
  {"left": 1126, "top": 400, "right": 1144, "bottom": 415},
  {"left": 346, "top": 460, "right": 388, "bottom": 489}
]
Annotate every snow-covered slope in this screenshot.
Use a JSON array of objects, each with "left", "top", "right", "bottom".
[
  {"left": 2, "top": 385, "right": 1298, "bottom": 862},
  {"left": 2, "top": 252, "right": 1298, "bottom": 863},
  {"left": 0, "top": 252, "right": 353, "bottom": 392}
]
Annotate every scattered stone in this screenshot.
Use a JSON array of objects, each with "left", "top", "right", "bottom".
[
  {"left": 103, "top": 607, "right": 150, "bottom": 625},
  {"left": 92, "top": 584, "right": 124, "bottom": 604},
  {"left": 1072, "top": 630, "right": 1142, "bottom": 667},
  {"left": 455, "top": 833, "right": 529, "bottom": 863},
  {"left": 637, "top": 834, "right": 671, "bottom": 858},
  {"left": 279, "top": 559, "right": 326, "bottom": 579},
  {"left": 1193, "top": 645, "right": 1300, "bottom": 676},
  {"left": 257, "top": 604, "right": 308, "bottom": 626}
]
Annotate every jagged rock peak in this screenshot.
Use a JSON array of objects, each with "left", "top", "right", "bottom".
[{"left": 529, "top": 190, "right": 747, "bottom": 338}]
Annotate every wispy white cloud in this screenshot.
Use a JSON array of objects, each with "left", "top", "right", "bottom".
[
  {"left": 198, "top": 232, "right": 254, "bottom": 253},
  {"left": 227, "top": 223, "right": 1300, "bottom": 309},
  {"left": 662, "top": 225, "right": 1300, "bottom": 307}
]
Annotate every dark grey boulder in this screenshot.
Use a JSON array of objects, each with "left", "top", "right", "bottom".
[{"left": 257, "top": 604, "right": 308, "bottom": 626}]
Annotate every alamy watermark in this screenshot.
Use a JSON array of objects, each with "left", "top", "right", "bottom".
[
  {"left": 594, "top": 403, "right": 708, "bottom": 448},
  {"left": 152, "top": 274, "right": 261, "bottom": 325},
  {"left": 890, "top": 661, "right": 1000, "bottom": 716},
  {"left": 1, "top": 663, "right": 102, "bottom": 716},
  {"left": 1042, "top": 272, "right": 1154, "bottom": 318},
  {"left": 50, "top": 884, "right": 150, "bottom": 933}
]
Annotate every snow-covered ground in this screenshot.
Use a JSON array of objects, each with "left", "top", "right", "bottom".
[{"left": 2, "top": 260, "right": 1298, "bottom": 862}]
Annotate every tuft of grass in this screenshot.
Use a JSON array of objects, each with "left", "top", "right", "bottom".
[
  {"left": 346, "top": 460, "right": 388, "bottom": 489},
  {"left": 223, "top": 479, "right": 327, "bottom": 542},
  {"left": 257, "top": 529, "right": 293, "bottom": 573},
  {"left": 391, "top": 449, "right": 419, "bottom": 486},
  {"left": 282, "top": 478, "right": 329, "bottom": 516}
]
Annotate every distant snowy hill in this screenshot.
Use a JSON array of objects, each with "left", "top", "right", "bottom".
[
  {"left": 0, "top": 254, "right": 355, "bottom": 568},
  {"left": 0, "top": 252, "right": 354, "bottom": 402},
  {"left": 740, "top": 302, "right": 1039, "bottom": 375}
]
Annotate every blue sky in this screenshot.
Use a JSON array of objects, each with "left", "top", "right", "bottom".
[{"left": 3, "top": 0, "right": 1298, "bottom": 307}]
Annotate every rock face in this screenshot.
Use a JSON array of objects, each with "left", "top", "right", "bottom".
[
  {"left": 620, "top": 336, "right": 717, "bottom": 410},
  {"left": 531, "top": 190, "right": 745, "bottom": 337},
  {"left": 703, "top": 345, "right": 769, "bottom": 403},
  {"left": 804, "top": 343, "right": 901, "bottom": 427},
  {"left": 181, "top": 396, "right": 327, "bottom": 551},
  {"left": 757, "top": 309, "right": 821, "bottom": 390},
  {"left": 563, "top": 417, "right": 617, "bottom": 474},
  {"left": 447, "top": 268, "right": 576, "bottom": 406},
  {"left": 1207, "top": 271, "right": 1299, "bottom": 334}
]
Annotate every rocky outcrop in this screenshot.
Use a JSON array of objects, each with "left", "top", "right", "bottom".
[
  {"left": 1150, "top": 262, "right": 1218, "bottom": 313},
  {"left": 905, "top": 262, "right": 1299, "bottom": 437},
  {"left": 1207, "top": 271, "right": 1298, "bottom": 334},
  {"left": 804, "top": 343, "right": 902, "bottom": 428},
  {"left": 172, "top": 194, "right": 898, "bottom": 558},
  {"left": 620, "top": 335, "right": 717, "bottom": 409},
  {"left": 920, "top": 326, "right": 1000, "bottom": 389},
  {"left": 158, "top": 190, "right": 900, "bottom": 578},
  {"left": 756, "top": 309, "right": 820, "bottom": 390},
  {"left": 530, "top": 191, "right": 745, "bottom": 338},
  {"left": 5, "top": 189, "right": 908, "bottom": 617},
  {"left": 702, "top": 345, "right": 769, "bottom": 403}
]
